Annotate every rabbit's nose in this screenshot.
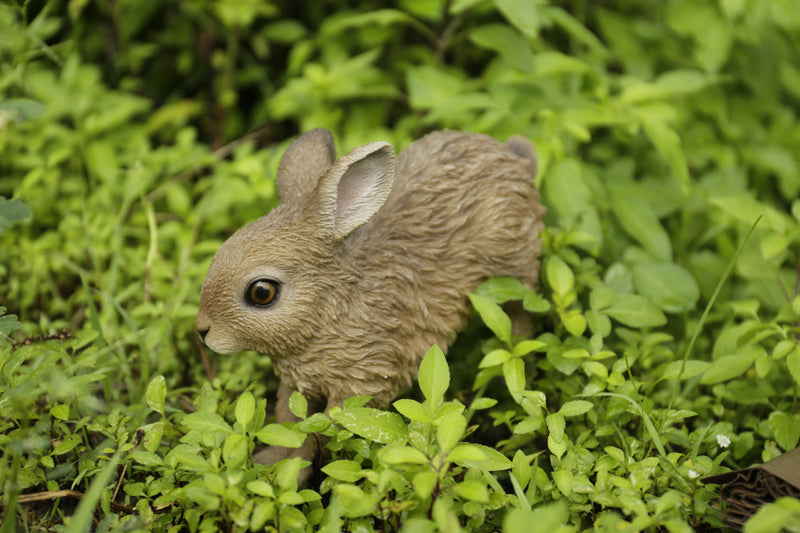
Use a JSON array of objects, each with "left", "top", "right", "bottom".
[{"left": 197, "top": 328, "right": 209, "bottom": 342}]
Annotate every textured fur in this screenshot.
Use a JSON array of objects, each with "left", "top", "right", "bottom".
[{"left": 196, "top": 129, "right": 545, "bottom": 467}]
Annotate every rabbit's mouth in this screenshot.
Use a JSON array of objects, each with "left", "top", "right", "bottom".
[{"left": 196, "top": 325, "right": 245, "bottom": 355}]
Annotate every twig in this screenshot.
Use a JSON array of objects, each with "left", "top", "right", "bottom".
[
  {"left": 197, "top": 333, "right": 216, "bottom": 381},
  {"left": 112, "top": 430, "right": 145, "bottom": 504},
  {"left": 16, "top": 490, "right": 134, "bottom": 514}
]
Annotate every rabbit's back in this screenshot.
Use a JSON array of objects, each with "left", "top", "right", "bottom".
[
  {"left": 353, "top": 130, "right": 543, "bottom": 286},
  {"left": 304, "top": 131, "right": 545, "bottom": 406}
]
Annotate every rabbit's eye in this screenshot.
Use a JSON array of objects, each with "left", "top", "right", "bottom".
[{"left": 245, "top": 279, "right": 280, "bottom": 308}]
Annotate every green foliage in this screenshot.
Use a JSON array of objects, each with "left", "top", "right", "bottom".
[
  {"left": 744, "top": 497, "right": 800, "bottom": 533},
  {"left": 2, "top": 0, "right": 800, "bottom": 531}
]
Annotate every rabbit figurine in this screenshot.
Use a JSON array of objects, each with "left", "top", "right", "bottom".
[{"left": 196, "top": 128, "right": 545, "bottom": 470}]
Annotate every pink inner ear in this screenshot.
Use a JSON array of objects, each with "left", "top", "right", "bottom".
[{"left": 334, "top": 154, "right": 388, "bottom": 224}]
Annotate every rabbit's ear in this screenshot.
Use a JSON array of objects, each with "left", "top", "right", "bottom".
[
  {"left": 276, "top": 128, "right": 337, "bottom": 210},
  {"left": 314, "top": 141, "right": 395, "bottom": 240}
]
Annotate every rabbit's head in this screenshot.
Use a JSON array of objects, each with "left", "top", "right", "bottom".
[{"left": 196, "top": 129, "right": 395, "bottom": 358}]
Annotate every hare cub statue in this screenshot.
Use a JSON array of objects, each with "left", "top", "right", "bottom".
[{"left": 196, "top": 128, "right": 545, "bottom": 474}]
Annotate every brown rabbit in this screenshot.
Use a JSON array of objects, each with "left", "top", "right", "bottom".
[{"left": 196, "top": 128, "right": 545, "bottom": 471}]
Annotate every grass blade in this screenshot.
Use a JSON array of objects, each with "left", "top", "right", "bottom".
[
  {"left": 667, "top": 216, "right": 762, "bottom": 411},
  {"left": 64, "top": 452, "right": 121, "bottom": 533}
]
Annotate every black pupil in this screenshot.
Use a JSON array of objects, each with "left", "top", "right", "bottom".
[{"left": 250, "top": 280, "right": 276, "bottom": 306}]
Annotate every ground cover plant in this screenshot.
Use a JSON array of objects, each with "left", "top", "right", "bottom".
[{"left": 2, "top": 0, "right": 800, "bottom": 531}]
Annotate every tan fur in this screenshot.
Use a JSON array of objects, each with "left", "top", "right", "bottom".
[{"left": 196, "top": 129, "right": 545, "bottom": 468}]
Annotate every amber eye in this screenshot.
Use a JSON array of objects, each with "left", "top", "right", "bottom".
[{"left": 245, "top": 279, "right": 280, "bottom": 308}]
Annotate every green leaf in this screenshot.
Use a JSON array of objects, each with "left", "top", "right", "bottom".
[
  {"left": 140, "top": 421, "right": 163, "bottom": 453},
  {"left": 495, "top": 0, "right": 540, "bottom": 37},
  {"left": 559, "top": 400, "right": 593, "bottom": 417},
  {"left": 787, "top": 345, "right": 800, "bottom": 386},
  {"left": 321, "top": 460, "right": 364, "bottom": 482},
  {"left": 412, "top": 471, "right": 439, "bottom": 500},
  {"left": 660, "top": 360, "right": 711, "bottom": 381},
  {"left": 542, "top": 159, "right": 602, "bottom": 253},
  {"left": 609, "top": 183, "right": 673, "bottom": 261},
  {"left": 546, "top": 413, "right": 566, "bottom": 442},
  {"left": 247, "top": 480, "right": 276, "bottom": 498},
  {"left": 548, "top": 433, "right": 567, "bottom": 460},
  {"left": 276, "top": 457, "right": 304, "bottom": 491},
  {"left": 469, "top": 293, "right": 512, "bottom": 345},
  {"left": 406, "top": 65, "right": 495, "bottom": 123},
  {"left": 513, "top": 340, "right": 546, "bottom": 357},
  {"left": 470, "top": 398, "right": 498, "bottom": 410},
  {"left": 418, "top": 344, "right": 449, "bottom": 407},
  {"left": 0, "top": 99, "right": 45, "bottom": 122},
  {"left": 470, "top": 24, "right": 533, "bottom": 73},
  {"left": 632, "top": 262, "right": 700, "bottom": 313},
  {"left": 343, "top": 395, "right": 372, "bottom": 409},
  {"left": 591, "top": 288, "right": 667, "bottom": 328},
  {"left": 289, "top": 390, "right": 308, "bottom": 419},
  {"left": 145, "top": 376, "right": 166, "bottom": 416},
  {"left": 255, "top": 424, "right": 306, "bottom": 448},
  {"left": 514, "top": 415, "right": 542, "bottom": 436},
  {"left": 582, "top": 361, "right": 608, "bottom": 379},
  {"left": 638, "top": 110, "right": 690, "bottom": 191},
  {"left": 298, "top": 413, "right": 332, "bottom": 434},
  {"left": 523, "top": 291, "right": 551, "bottom": 313},
  {"left": 448, "top": 443, "right": 488, "bottom": 464},
  {"left": 755, "top": 354, "right": 772, "bottom": 378},
  {"left": 710, "top": 195, "right": 785, "bottom": 233},
  {"left": 621, "top": 70, "right": 714, "bottom": 103},
  {"left": 235, "top": 391, "right": 255, "bottom": 428},
  {"left": 667, "top": 3, "right": 732, "bottom": 73},
  {"left": 322, "top": 9, "right": 415, "bottom": 34},
  {"left": 181, "top": 412, "right": 233, "bottom": 435},
  {"left": 503, "top": 357, "right": 526, "bottom": 397},
  {"left": 479, "top": 348, "right": 512, "bottom": 368},
  {"left": 222, "top": 433, "right": 248, "bottom": 466},
  {"left": 552, "top": 469, "right": 574, "bottom": 498},
  {"left": 503, "top": 501, "right": 569, "bottom": 533},
  {"left": 263, "top": 20, "right": 307, "bottom": 44},
  {"left": 454, "top": 480, "right": 489, "bottom": 503},
  {"left": 52, "top": 435, "right": 81, "bottom": 455},
  {"left": 437, "top": 412, "right": 467, "bottom": 452},
  {"left": 332, "top": 407, "right": 408, "bottom": 444},
  {"left": 379, "top": 445, "right": 429, "bottom": 465},
  {"left": 131, "top": 450, "right": 162, "bottom": 467},
  {"left": 768, "top": 412, "right": 800, "bottom": 451},
  {"left": 546, "top": 6, "right": 609, "bottom": 58},
  {"left": 585, "top": 310, "right": 612, "bottom": 337},
  {"left": 0, "top": 307, "right": 22, "bottom": 336},
  {"left": 546, "top": 256, "right": 575, "bottom": 297},
  {"left": 560, "top": 309, "right": 588, "bottom": 337},
  {"left": 167, "top": 446, "right": 208, "bottom": 470},
  {"left": 744, "top": 497, "right": 800, "bottom": 533},
  {"left": 450, "top": 443, "right": 511, "bottom": 471},
  {"left": 474, "top": 277, "right": 527, "bottom": 303},
  {"left": 195, "top": 480, "right": 228, "bottom": 505},
  {"left": 0, "top": 196, "right": 32, "bottom": 234},
  {"left": 50, "top": 404, "right": 70, "bottom": 421},
  {"left": 334, "top": 484, "right": 380, "bottom": 518},
  {"left": 700, "top": 351, "right": 760, "bottom": 385},
  {"left": 512, "top": 450, "right": 531, "bottom": 491},
  {"left": 393, "top": 398, "right": 431, "bottom": 422}
]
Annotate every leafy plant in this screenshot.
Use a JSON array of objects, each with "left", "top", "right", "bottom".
[{"left": 2, "top": 0, "right": 800, "bottom": 531}]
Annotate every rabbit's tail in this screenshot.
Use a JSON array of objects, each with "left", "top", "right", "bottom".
[{"left": 506, "top": 135, "right": 538, "bottom": 178}]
